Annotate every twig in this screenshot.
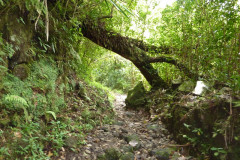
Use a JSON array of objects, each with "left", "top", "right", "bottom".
[
  {"left": 224, "top": 129, "right": 228, "bottom": 149},
  {"left": 98, "top": 4, "right": 115, "bottom": 20},
  {"left": 35, "top": 12, "right": 41, "bottom": 30},
  {"left": 44, "top": 0, "right": 49, "bottom": 41},
  {"left": 64, "top": 0, "right": 70, "bottom": 19},
  {"left": 230, "top": 96, "right": 232, "bottom": 115},
  {"left": 72, "top": 0, "right": 78, "bottom": 18},
  {"left": 160, "top": 143, "right": 191, "bottom": 147}
]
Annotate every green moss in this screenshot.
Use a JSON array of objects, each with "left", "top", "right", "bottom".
[
  {"left": 13, "top": 64, "right": 30, "bottom": 80},
  {"left": 178, "top": 80, "right": 195, "bottom": 92},
  {"left": 125, "top": 81, "right": 147, "bottom": 109}
]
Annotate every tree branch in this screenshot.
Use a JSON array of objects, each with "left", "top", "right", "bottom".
[
  {"left": 129, "top": 38, "right": 171, "bottom": 54},
  {"left": 148, "top": 56, "right": 198, "bottom": 80}
]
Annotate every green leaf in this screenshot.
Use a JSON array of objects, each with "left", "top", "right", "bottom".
[
  {"left": 211, "top": 147, "right": 218, "bottom": 151},
  {"left": 104, "top": 0, "right": 110, "bottom": 10},
  {"left": 0, "top": 0, "right": 4, "bottom": 6},
  {"left": 214, "top": 152, "right": 219, "bottom": 156},
  {"left": 46, "top": 111, "right": 57, "bottom": 120},
  {"left": 183, "top": 123, "right": 191, "bottom": 129},
  {"left": 233, "top": 101, "right": 240, "bottom": 107}
]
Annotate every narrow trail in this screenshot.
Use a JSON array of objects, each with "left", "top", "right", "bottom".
[{"left": 65, "top": 94, "right": 186, "bottom": 160}]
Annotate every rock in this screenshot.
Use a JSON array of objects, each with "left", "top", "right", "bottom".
[
  {"left": 172, "top": 78, "right": 182, "bottom": 90},
  {"left": 114, "top": 120, "right": 124, "bottom": 126},
  {"left": 113, "top": 132, "right": 120, "bottom": 137},
  {"left": 120, "top": 152, "right": 135, "bottom": 160},
  {"left": 125, "top": 82, "right": 147, "bottom": 109},
  {"left": 149, "top": 148, "right": 174, "bottom": 160},
  {"left": 178, "top": 81, "right": 195, "bottom": 92},
  {"left": 122, "top": 145, "right": 134, "bottom": 153},
  {"left": 125, "top": 134, "right": 139, "bottom": 143},
  {"left": 125, "top": 111, "right": 135, "bottom": 117},
  {"left": 100, "top": 126, "right": 109, "bottom": 132},
  {"left": 192, "top": 81, "right": 208, "bottom": 95},
  {"left": 121, "top": 128, "right": 128, "bottom": 134},
  {"left": 146, "top": 124, "right": 160, "bottom": 132},
  {"left": 85, "top": 149, "right": 91, "bottom": 154},
  {"left": 64, "top": 136, "right": 79, "bottom": 148},
  {"left": 129, "top": 140, "right": 141, "bottom": 150},
  {"left": 13, "top": 64, "right": 30, "bottom": 80},
  {"left": 98, "top": 148, "right": 121, "bottom": 160}
]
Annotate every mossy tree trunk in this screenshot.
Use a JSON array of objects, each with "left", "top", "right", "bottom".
[{"left": 80, "top": 20, "right": 197, "bottom": 89}]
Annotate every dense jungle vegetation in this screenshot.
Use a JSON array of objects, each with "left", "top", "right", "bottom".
[{"left": 0, "top": 0, "right": 240, "bottom": 159}]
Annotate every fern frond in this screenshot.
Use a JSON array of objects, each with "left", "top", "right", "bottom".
[
  {"left": 5, "top": 95, "right": 28, "bottom": 107},
  {"left": 46, "top": 111, "right": 57, "bottom": 120}
]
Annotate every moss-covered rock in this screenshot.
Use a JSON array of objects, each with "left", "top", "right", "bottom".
[
  {"left": 120, "top": 152, "right": 134, "bottom": 160},
  {"left": 13, "top": 64, "right": 30, "bottom": 80},
  {"left": 149, "top": 148, "right": 174, "bottom": 160},
  {"left": 124, "top": 134, "right": 140, "bottom": 143},
  {"left": 125, "top": 82, "right": 147, "bottom": 109},
  {"left": 98, "top": 148, "right": 121, "bottom": 160},
  {"left": 178, "top": 80, "right": 195, "bottom": 92},
  {"left": 64, "top": 136, "right": 79, "bottom": 148}
]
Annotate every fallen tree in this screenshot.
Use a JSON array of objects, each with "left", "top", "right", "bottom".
[{"left": 80, "top": 20, "right": 197, "bottom": 89}]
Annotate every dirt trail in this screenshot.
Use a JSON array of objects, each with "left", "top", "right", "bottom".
[{"left": 64, "top": 94, "right": 187, "bottom": 160}]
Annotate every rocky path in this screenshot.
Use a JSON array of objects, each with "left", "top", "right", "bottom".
[{"left": 65, "top": 94, "right": 188, "bottom": 160}]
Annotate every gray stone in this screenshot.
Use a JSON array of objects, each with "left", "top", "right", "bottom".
[{"left": 129, "top": 140, "right": 141, "bottom": 150}]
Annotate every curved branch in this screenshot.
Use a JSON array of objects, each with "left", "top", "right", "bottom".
[
  {"left": 80, "top": 20, "right": 169, "bottom": 89},
  {"left": 148, "top": 57, "right": 198, "bottom": 79}
]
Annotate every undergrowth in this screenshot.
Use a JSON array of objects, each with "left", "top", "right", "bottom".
[{"left": 0, "top": 57, "right": 115, "bottom": 159}]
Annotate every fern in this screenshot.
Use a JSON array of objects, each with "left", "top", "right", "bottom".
[
  {"left": 46, "top": 111, "right": 57, "bottom": 120},
  {"left": 4, "top": 95, "right": 30, "bottom": 122},
  {"left": 5, "top": 95, "right": 28, "bottom": 107}
]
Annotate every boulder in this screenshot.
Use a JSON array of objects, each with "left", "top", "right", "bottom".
[
  {"left": 178, "top": 80, "right": 195, "bottom": 92},
  {"left": 192, "top": 81, "right": 208, "bottom": 95},
  {"left": 125, "top": 82, "right": 147, "bottom": 109},
  {"left": 64, "top": 136, "right": 79, "bottom": 148}
]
